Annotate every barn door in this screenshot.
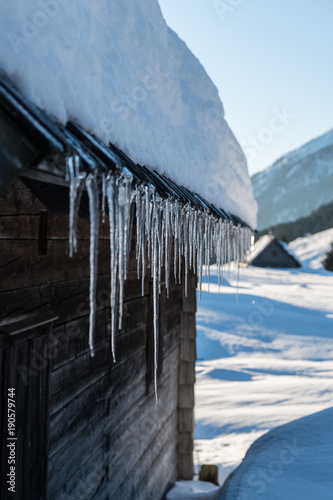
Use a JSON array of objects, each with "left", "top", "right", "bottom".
[{"left": 0, "top": 314, "right": 57, "bottom": 500}]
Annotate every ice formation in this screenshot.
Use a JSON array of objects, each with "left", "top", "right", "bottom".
[{"left": 67, "top": 159, "right": 252, "bottom": 397}]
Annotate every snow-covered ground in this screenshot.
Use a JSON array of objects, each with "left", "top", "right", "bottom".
[
  {"left": 221, "top": 407, "right": 333, "bottom": 500},
  {"left": 194, "top": 230, "right": 333, "bottom": 490}
]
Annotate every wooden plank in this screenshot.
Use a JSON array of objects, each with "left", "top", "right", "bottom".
[
  {"left": 138, "top": 431, "right": 178, "bottom": 500},
  {"left": 178, "top": 385, "right": 194, "bottom": 409},
  {"left": 178, "top": 408, "right": 194, "bottom": 433},
  {"left": 0, "top": 274, "right": 110, "bottom": 325},
  {"left": 180, "top": 338, "right": 196, "bottom": 362},
  {"left": 48, "top": 318, "right": 180, "bottom": 498},
  {"left": 177, "top": 453, "right": 194, "bottom": 480},
  {"left": 163, "top": 324, "right": 180, "bottom": 359},
  {"left": 182, "top": 271, "right": 197, "bottom": 313},
  {"left": 107, "top": 373, "right": 178, "bottom": 498},
  {"left": 50, "top": 320, "right": 149, "bottom": 415},
  {"left": 179, "top": 361, "right": 195, "bottom": 385},
  {"left": 0, "top": 178, "right": 44, "bottom": 216},
  {"left": 0, "top": 239, "right": 111, "bottom": 292},
  {"left": 178, "top": 431, "right": 193, "bottom": 455},
  {"left": 48, "top": 349, "right": 147, "bottom": 457},
  {"left": 50, "top": 307, "right": 111, "bottom": 371},
  {"left": 180, "top": 312, "right": 196, "bottom": 339},
  {"left": 47, "top": 357, "right": 148, "bottom": 497},
  {"left": 50, "top": 342, "right": 112, "bottom": 415},
  {"left": 63, "top": 449, "right": 108, "bottom": 500},
  {"left": 0, "top": 212, "right": 110, "bottom": 240},
  {"left": 110, "top": 412, "right": 178, "bottom": 500}
]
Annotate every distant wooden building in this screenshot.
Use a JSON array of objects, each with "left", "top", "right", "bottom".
[
  {"left": 0, "top": 77, "right": 251, "bottom": 499},
  {"left": 247, "top": 235, "right": 301, "bottom": 269}
]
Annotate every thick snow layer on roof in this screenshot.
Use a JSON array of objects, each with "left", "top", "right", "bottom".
[{"left": 0, "top": 0, "right": 257, "bottom": 228}]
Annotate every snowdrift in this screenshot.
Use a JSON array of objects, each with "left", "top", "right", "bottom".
[{"left": 220, "top": 407, "right": 333, "bottom": 500}]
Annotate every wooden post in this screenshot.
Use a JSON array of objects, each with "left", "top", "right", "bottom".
[{"left": 178, "top": 270, "right": 196, "bottom": 480}]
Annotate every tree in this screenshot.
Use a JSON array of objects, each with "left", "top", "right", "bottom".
[{"left": 323, "top": 243, "right": 333, "bottom": 272}]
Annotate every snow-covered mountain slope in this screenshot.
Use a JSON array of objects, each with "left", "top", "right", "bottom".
[
  {"left": 252, "top": 129, "right": 333, "bottom": 230},
  {"left": 0, "top": 1, "right": 257, "bottom": 227},
  {"left": 289, "top": 227, "right": 333, "bottom": 271}
]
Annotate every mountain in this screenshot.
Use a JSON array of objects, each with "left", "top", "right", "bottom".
[
  {"left": 256, "top": 200, "right": 333, "bottom": 242},
  {"left": 252, "top": 129, "right": 333, "bottom": 230}
]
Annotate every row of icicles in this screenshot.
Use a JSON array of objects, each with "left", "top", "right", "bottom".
[{"left": 67, "top": 156, "right": 253, "bottom": 398}]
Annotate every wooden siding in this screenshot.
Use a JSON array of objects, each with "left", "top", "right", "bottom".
[{"left": 0, "top": 179, "right": 196, "bottom": 500}]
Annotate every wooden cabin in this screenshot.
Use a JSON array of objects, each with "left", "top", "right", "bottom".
[
  {"left": 247, "top": 235, "right": 301, "bottom": 269},
  {"left": 0, "top": 178, "right": 197, "bottom": 500},
  {"left": 0, "top": 77, "right": 251, "bottom": 499}
]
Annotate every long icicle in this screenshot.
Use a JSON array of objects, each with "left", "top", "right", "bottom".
[
  {"left": 67, "top": 154, "right": 84, "bottom": 257},
  {"left": 151, "top": 201, "right": 159, "bottom": 402},
  {"left": 106, "top": 174, "right": 118, "bottom": 363},
  {"left": 85, "top": 171, "right": 100, "bottom": 358}
]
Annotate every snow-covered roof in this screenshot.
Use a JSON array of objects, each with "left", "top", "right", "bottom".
[
  {"left": 247, "top": 235, "right": 301, "bottom": 268},
  {"left": 247, "top": 234, "right": 275, "bottom": 262},
  {"left": 0, "top": 0, "right": 257, "bottom": 228}
]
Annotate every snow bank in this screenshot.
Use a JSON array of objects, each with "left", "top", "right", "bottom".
[
  {"left": 220, "top": 407, "right": 333, "bottom": 500},
  {"left": 289, "top": 228, "right": 333, "bottom": 271},
  {"left": 166, "top": 480, "right": 220, "bottom": 500},
  {"left": 0, "top": 0, "right": 257, "bottom": 228}
]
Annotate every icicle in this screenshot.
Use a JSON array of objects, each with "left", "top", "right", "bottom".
[
  {"left": 106, "top": 174, "right": 118, "bottom": 363},
  {"left": 117, "top": 177, "right": 133, "bottom": 332},
  {"left": 85, "top": 171, "right": 100, "bottom": 358},
  {"left": 236, "top": 260, "right": 240, "bottom": 305},
  {"left": 217, "top": 220, "right": 222, "bottom": 293},
  {"left": 178, "top": 204, "right": 183, "bottom": 284},
  {"left": 192, "top": 210, "right": 198, "bottom": 273},
  {"left": 117, "top": 180, "right": 125, "bottom": 332},
  {"left": 164, "top": 198, "right": 171, "bottom": 298},
  {"left": 151, "top": 201, "right": 160, "bottom": 402},
  {"left": 135, "top": 186, "right": 142, "bottom": 280},
  {"left": 156, "top": 199, "right": 163, "bottom": 296},
  {"left": 184, "top": 207, "right": 189, "bottom": 297},
  {"left": 67, "top": 155, "right": 85, "bottom": 257},
  {"left": 101, "top": 171, "right": 106, "bottom": 224},
  {"left": 197, "top": 213, "right": 204, "bottom": 303}
]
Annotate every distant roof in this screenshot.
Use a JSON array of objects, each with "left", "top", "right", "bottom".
[{"left": 247, "top": 235, "right": 301, "bottom": 268}]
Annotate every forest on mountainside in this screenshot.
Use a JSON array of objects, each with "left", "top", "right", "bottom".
[{"left": 257, "top": 200, "right": 333, "bottom": 242}]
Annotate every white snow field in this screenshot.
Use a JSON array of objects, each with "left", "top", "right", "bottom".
[
  {"left": 193, "top": 230, "right": 333, "bottom": 495},
  {"left": 0, "top": 0, "right": 256, "bottom": 227}
]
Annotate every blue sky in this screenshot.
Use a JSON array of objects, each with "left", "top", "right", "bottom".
[{"left": 158, "top": 0, "right": 333, "bottom": 175}]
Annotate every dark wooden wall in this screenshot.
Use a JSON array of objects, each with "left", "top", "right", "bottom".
[{"left": 0, "top": 179, "right": 195, "bottom": 500}]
